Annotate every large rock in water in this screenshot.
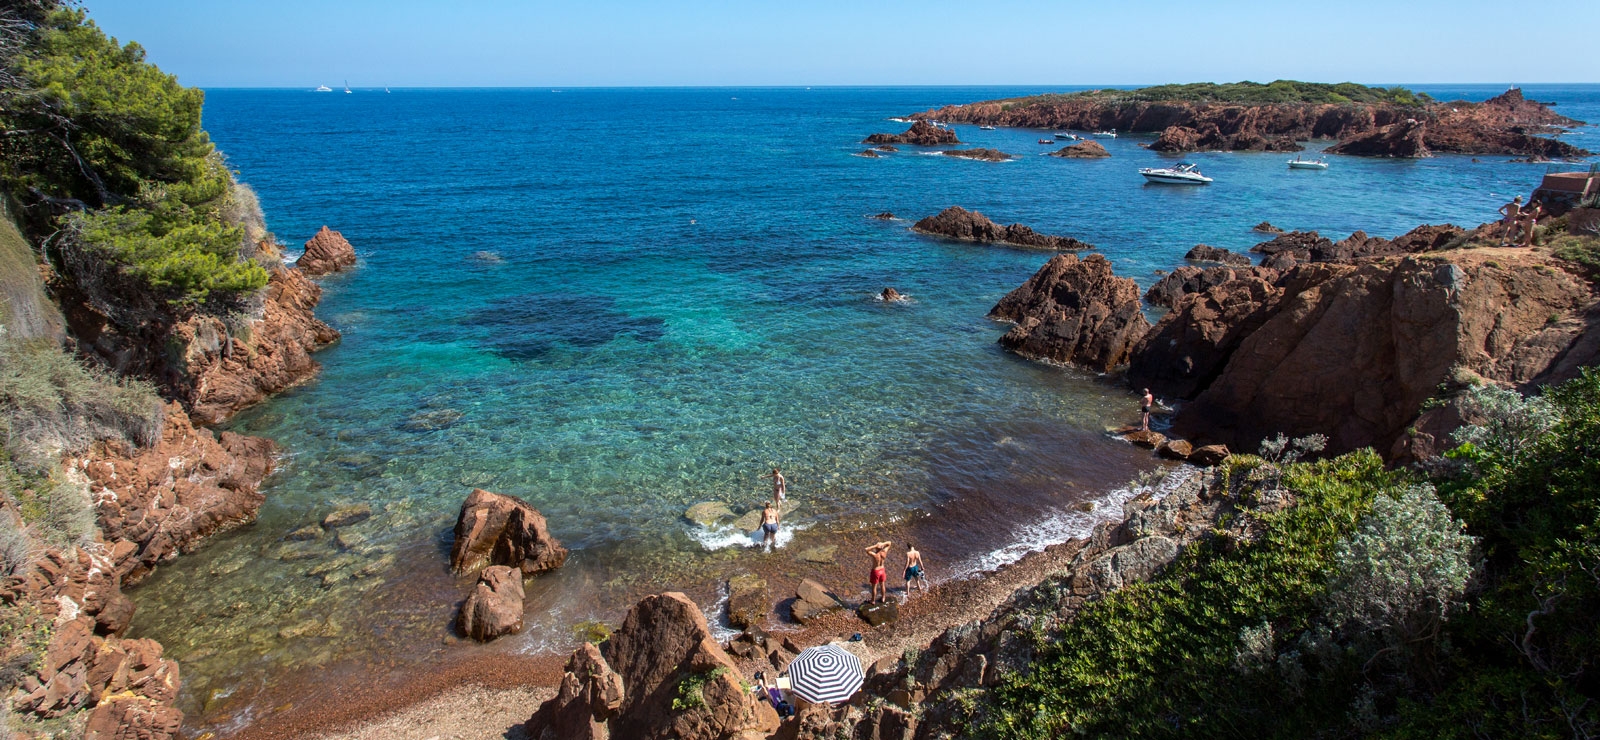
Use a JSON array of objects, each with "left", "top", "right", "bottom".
[
  {"left": 296, "top": 225, "right": 357, "bottom": 276},
  {"left": 913, "top": 206, "right": 1094, "bottom": 251},
  {"left": 725, "top": 573, "right": 769, "bottom": 629},
  {"left": 989, "top": 253, "right": 1150, "bottom": 372},
  {"left": 1185, "top": 244, "right": 1252, "bottom": 267},
  {"left": 457, "top": 565, "right": 525, "bottom": 641},
  {"left": 526, "top": 592, "right": 778, "bottom": 740},
  {"left": 1050, "top": 140, "right": 1111, "bottom": 158},
  {"left": 863, "top": 120, "right": 959, "bottom": 146},
  {"left": 451, "top": 488, "right": 569, "bottom": 575},
  {"left": 793, "top": 578, "right": 846, "bottom": 624}
]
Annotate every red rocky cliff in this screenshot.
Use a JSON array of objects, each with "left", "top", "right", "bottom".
[{"left": 295, "top": 226, "right": 357, "bottom": 276}]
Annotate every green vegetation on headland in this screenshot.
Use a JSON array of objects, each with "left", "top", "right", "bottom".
[
  {"left": 0, "top": 3, "right": 268, "bottom": 320},
  {"left": 1002, "top": 80, "right": 1431, "bottom": 108},
  {"left": 965, "top": 372, "right": 1600, "bottom": 738}
]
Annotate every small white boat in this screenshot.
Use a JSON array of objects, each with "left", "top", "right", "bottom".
[
  {"left": 1055, "top": 132, "right": 1078, "bottom": 140},
  {"left": 1288, "top": 155, "right": 1329, "bottom": 170},
  {"left": 343, "top": 80, "right": 352, "bottom": 94},
  {"left": 1038, "top": 138, "right": 1055, "bottom": 145},
  {"left": 1094, "top": 129, "right": 1118, "bottom": 138},
  {"left": 1140, "top": 163, "right": 1213, "bottom": 185},
  {"left": 315, "top": 84, "right": 332, "bottom": 92},
  {"left": 979, "top": 125, "right": 996, "bottom": 130}
]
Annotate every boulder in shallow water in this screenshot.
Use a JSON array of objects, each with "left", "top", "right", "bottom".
[
  {"left": 457, "top": 565, "right": 525, "bottom": 642},
  {"left": 296, "top": 225, "right": 357, "bottom": 276},
  {"left": 451, "top": 488, "right": 569, "bottom": 575},
  {"left": 858, "top": 600, "right": 899, "bottom": 627},
  {"left": 793, "top": 578, "right": 845, "bottom": 624},
  {"left": 321, "top": 504, "right": 371, "bottom": 529},
  {"left": 1158, "top": 439, "right": 1194, "bottom": 460},
  {"left": 1121, "top": 430, "right": 1166, "bottom": 449},
  {"left": 726, "top": 572, "right": 769, "bottom": 629},
  {"left": 1252, "top": 221, "right": 1284, "bottom": 234},
  {"left": 879, "top": 287, "right": 905, "bottom": 302},
  {"left": 684, "top": 501, "right": 736, "bottom": 527}
]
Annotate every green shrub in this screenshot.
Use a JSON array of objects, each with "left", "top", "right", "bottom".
[
  {"left": 64, "top": 205, "right": 267, "bottom": 310},
  {"left": 1549, "top": 234, "right": 1600, "bottom": 282},
  {"left": 672, "top": 667, "right": 728, "bottom": 712}
]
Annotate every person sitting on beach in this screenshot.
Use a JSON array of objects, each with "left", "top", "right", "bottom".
[
  {"left": 1518, "top": 201, "right": 1544, "bottom": 248},
  {"left": 753, "top": 671, "right": 793, "bottom": 717},
  {"left": 865, "top": 541, "right": 892, "bottom": 604},
  {"left": 762, "top": 467, "right": 787, "bottom": 504},
  {"left": 1497, "top": 196, "right": 1523, "bottom": 244},
  {"left": 760, "top": 503, "right": 780, "bottom": 550},
  {"left": 1140, "top": 388, "right": 1154, "bottom": 432},
  {"left": 904, "top": 544, "right": 927, "bottom": 596}
]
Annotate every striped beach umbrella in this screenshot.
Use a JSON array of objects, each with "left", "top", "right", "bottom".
[{"left": 786, "top": 643, "right": 864, "bottom": 705}]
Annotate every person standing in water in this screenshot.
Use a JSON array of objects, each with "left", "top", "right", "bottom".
[
  {"left": 1140, "top": 388, "right": 1154, "bottom": 432},
  {"left": 865, "top": 541, "right": 892, "bottom": 604},
  {"left": 762, "top": 467, "right": 787, "bottom": 505},
  {"left": 904, "top": 544, "right": 926, "bottom": 596},
  {"left": 760, "top": 503, "right": 780, "bottom": 550}
]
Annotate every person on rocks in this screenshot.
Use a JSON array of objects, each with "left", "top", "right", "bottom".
[
  {"left": 1518, "top": 201, "right": 1545, "bottom": 248},
  {"left": 754, "top": 671, "right": 793, "bottom": 717},
  {"left": 1497, "top": 196, "right": 1523, "bottom": 245},
  {"left": 866, "top": 540, "right": 893, "bottom": 603},
  {"left": 1140, "top": 388, "right": 1155, "bottom": 432},
  {"left": 762, "top": 467, "right": 787, "bottom": 504},
  {"left": 904, "top": 543, "right": 927, "bottom": 596},
  {"left": 760, "top": 502, "right": 781, "bottom": 550}
]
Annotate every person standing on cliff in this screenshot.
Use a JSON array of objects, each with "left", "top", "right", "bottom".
[
  {"left": 866, "top": 541, "right": 892, "bottom": 604},
  {"left": 1498, "top": 196, "right": 1523, "bottom": 245},
  {"left": 762, "top": 467, "right": 787, "bottom": 505},
  {"left": 1140, "top": 388, "right": 1155, "bottom": 432},
  {"left": 1518, "top": 201, "right": 1545, "bottom": 248}
]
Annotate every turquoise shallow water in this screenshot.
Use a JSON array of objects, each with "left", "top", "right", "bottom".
[{"left": 124, "top": 85, "right": 1599, "bottom": 732}]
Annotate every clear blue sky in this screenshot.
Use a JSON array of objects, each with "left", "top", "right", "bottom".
[{"left": 88, "top": 0, "right": 1598, "bottom": 88}]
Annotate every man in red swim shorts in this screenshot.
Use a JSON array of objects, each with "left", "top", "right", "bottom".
[{"left": 865, "top": 541, "right": 892, "bottom": 604}]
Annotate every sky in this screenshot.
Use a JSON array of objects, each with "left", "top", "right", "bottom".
[{"left": 87, "top": 0, "right": 1599, "bottom": 88}]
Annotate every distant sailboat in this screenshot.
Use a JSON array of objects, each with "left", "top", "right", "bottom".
[
  {"left": 314, "top": 84, "right": 332, "bottom": 92},
  {"left": 343, "top": 80, "right": 352, "bottom": 94}
]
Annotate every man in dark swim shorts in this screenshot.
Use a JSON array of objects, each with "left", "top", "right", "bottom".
[
  {"left": 1141, "top": 388, "right": 1154, "bottom": 432},
  {"left": 904, "top": 543, "right": 926, "bottom": 596},
  {"left": 866, "top": 540, "right": 892, "bottom": 603}
]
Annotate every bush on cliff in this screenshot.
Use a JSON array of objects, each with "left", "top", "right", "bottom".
[
  {"left": 0, "top": 6, "right": 268, "bottom": 319},
  {"left": 973, "top": 370, "right": 1600, "bottom": 739}
]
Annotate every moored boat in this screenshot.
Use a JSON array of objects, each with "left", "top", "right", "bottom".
[
  {"left": 1055, "top": 132, "right": 1078, "bottom": 140},
  {"left": 1288, "top": 155, "right": 1329, "bottom": 170},
  {"left": 1094, "top": 129, "right": 1118, "bottom": 138},
  {"left": 1038, "top": 138, "right": 1055, "bottom": 145},
  {"left": 979, "top": 125, "right": 996, "bottom": 130},
  {"left": 1139, "top": 163, "right": 1213, "bottom": 184}
]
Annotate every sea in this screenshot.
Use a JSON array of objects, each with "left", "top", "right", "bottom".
[{"left": 125, "top": 84, "right": 1600, "bottom": 734}]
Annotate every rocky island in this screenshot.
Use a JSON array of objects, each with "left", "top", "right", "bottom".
[
  {"left": 912, "top": 206, "right": 1095, "bottom": 251},
  {"left": 912, "top": 81, "right": 1588, "bottom": 158}
]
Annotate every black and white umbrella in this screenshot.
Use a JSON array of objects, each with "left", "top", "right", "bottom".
[{"left": 786, "top": 643, "right": 864, "bottom": 705}]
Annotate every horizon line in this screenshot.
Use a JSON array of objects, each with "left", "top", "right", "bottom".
[{"left": 199, "top": 82, "right": 1600, "bottom": 91}]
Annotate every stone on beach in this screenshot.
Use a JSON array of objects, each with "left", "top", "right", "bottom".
[
  {"left": 858, "top": 600, "right": 899, "bottom": 627},
  {"left": 793, "top": 578, "right": 846, "bottom": 624},
  {"left": 450, "top": 488, "right": 568, "bottom": 575},
  {"left": 726, "top": 573, "right": 770, "bottom": 629},
  {"left": 457, "top": 565, "right": 525, "bottom": 642}
]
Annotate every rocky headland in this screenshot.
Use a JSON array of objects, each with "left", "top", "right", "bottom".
[
  {"left": 863, "top": 120, "right": 959, "bottom": 147},
  {"left": 912, "top": 206, "right": 1094, "bottom": 251},
  {"left": 912, "top": 85, "right": 1587, "bottom": 158}
]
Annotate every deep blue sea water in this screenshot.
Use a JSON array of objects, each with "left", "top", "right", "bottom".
[{"left": 126, "top": 84, "right": 1599, "bottom": 732}]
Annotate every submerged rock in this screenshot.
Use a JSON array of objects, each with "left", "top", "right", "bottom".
[
  {"left": 451, "top": 488, "right": 569, "bottom": 575},
  {"left": 296, "top": 225, "right": 357, "bottom": 276},
  {"left": 856, "top": 149, "right": 882, "bottom": 158},
  {"left": 684, "top": 501, "right": 736, "bottom": 527},
  {"left": 913, "top": 206, "right": 1094, "bottom": 251},
  {"left": 401, "top": 408, "right": 464, "bottom": 432},
  {"left": 458, "top": 565, "right": 525, "bottom": 642},
  {"left": 321, "top": 504, "right": 372, "bottom": 529}
]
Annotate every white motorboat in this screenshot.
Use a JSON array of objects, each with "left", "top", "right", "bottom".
[
  {"left": 1288, "top": 155, "right": 1329, "bottom": 170},
  {"left": 1094, "top": 129, "right": 1118, "bottom": 138},
  {"left": 314, "top": 84, "right": 332, "bottom": 92},
  {"left": 1055, "top": 132, "right": 1078, "bottom": 140},
  {"left": 1140, "top": 163, "right": 1213, "bottom": 185},
  {"left": 979, "top": 125, "right": 996, "bottom": 130}
]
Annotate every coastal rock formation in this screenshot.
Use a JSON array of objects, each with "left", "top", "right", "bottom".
[
  {"left": 863, "top": 120, "right": 959, "bottom": 146},
  {"left": 81, "top": 402, "right": 276, "bottom": 584},
  {"left": 1143, "top": 266, "right": 1262, "bottom": 308},
  {"left": 1185, "top": 244, "right": 1252, "bottom": 266},
  {"left": 855, "top": 149, "right": 881, "bottom": 158},
  {"left": 457, "top": 565, "right": 525, "bottom": 641},
  {"left": 295, "top": 226, "right": 357, "bottom": 276},
  {"left": 913, "top": 86, "right": 1588, "bottom": 158},
  {"left": 988, "top": 254, "right": 1150, "bottom": 372},
  {"left": 1253, "top": 221, "right": 1284, "bottom": 233},
  {"left": 912, "top": 206, "right": 1093, "bottom": 251},
  {"left": 1126, "top": 268, "right": 1291, "bottom": 398},
  {"left": 793, "top": 578, "right": 846, "bottom": 624},
  {"left": 725, "top": 573, "right": 769, "bottom": 629},
  {"left": 941, "top": 148, "right": 1011, "bottom": 162},
  {"left": 869, "top": 212, "right": 897, "bottom": 220},
  {"left": 450, "top": 488, "right": 568, "bottom": 575},
  {"left": 176, "top": 264, "right": 342, "bottom": 424},
  {"left": 1250, "top": 230, "right": 1332, "bottom": 260},
  {"left": 1050, "top": 141, "right": 1111, "bottom": 158},
  {"left": 1309, "top": 224, "right": 1465, "bottom": 262},
  {"left": 528, "top": 592, "right": 778, "bottom": 740},
  {"left": 879, "top": 287, "right": 905, "bottom": 302}
]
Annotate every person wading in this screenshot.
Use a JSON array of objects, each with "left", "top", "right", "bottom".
[
  {"left": 760, "top": 502, "right": 780, "bottom": 551},
  {"left": 865, "top": 541, "right": 892, "bottom": 604},
  {"left": 762, "top": 467, "right": 787, "bottom": 505},
  {"left": 904, "top": 544, "right": 927, "bottom": 596}
]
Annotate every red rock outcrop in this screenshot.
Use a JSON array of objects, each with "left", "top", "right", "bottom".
[
  {"left": 528, "top": 592, "right": 779, "bottom": 740},
  {"left": 295, "top": 225, "right": 357, "bottom": 276},
  {"left": 1184, "top": 244, "right": 1252, "bottom": 267},
  {"left": 450, "top": 488, "right": 568, "bottom": 575},
  {"left": 1049, "top": 141, "right": 1110, "bottom": 158},
  {"left": 176, "top": 265, "right": 341, "bottom": 425},
  {"left": 80, "top": 402, "right": 275, "bottom": 584},
  {"left": 940, "top": 148, "right": 1012, "bottom": 162},
  {"left": 989, "top": 254, "right": 1150, "bottom": 372},
  {"left": 457, "top": 565, "right": 525, "bottom": 641},
  {"left": 863, "top": 120, "right": 959, "bottom": 146},
  {"left": 914, "top": 87, "right": 1587, "bottom": 157},
  {"left": 913, "top": 206, "right": 1094, "bottom": 251},
  {"left": 1143, "top": 266, "right": 1271, "bottom": 309}
]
